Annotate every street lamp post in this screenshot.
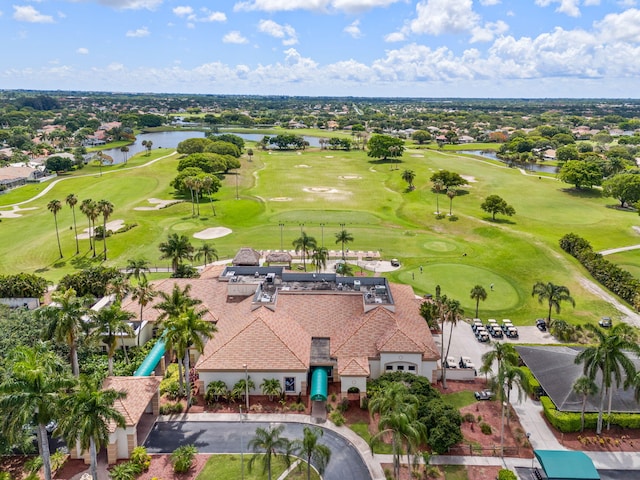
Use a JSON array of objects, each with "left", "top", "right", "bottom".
[
  {"left": 240, "top": 405, "right": 245, "bottom": 480},
  {"left": 500, "top": 400, "right": 507, "bottom": 458},
  {"left": 320, "top": 223, "right": 325, "bottom": 247},
  {"left": 279, "top": 223, "right": 284, "bottom": 251},
  {"left": 244, "top": 363, "right": 249, "bottom": 411}
]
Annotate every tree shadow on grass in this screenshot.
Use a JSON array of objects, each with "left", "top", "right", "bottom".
[
  {"left": 482, "top": 216, "right": 516, "bottom": 225},
  {"left": 560, "top": 187, "right": 603, "bottom": 199},
  {"left": 70, "top": 253, "right": 103, "bottom": 270}
]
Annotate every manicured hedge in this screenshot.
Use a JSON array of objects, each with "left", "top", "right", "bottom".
[
  {"left": 540, "top": 396, "right": 640, "bottom": 432},
  {"left": 520, "top": 367, "right": 540, "bottom": 396}
]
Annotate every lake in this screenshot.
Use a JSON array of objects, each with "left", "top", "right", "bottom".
[{"left": 459, "top": 150, "right": 558, "bottom": 174}]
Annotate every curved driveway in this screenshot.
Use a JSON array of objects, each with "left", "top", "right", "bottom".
[{"left": 144, "top": 420, "right": 371, "bottom": 480}]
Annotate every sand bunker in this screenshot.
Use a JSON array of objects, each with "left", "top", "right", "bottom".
[
  {"left": 77, "top": 219, "right": 125, "bottom": 240},
  {"left": 270, "top": 197, "right": 293, "bottom": 202},
  {"left": 461, "top": 175, "right": 477, "bottom": 183},
  {"left": 0, "top": 206, "right": 38, "bottom": 218},
  {"left": 134, "top": 198, "right": 183, "bottom": 211},
  {"left": 193, "top": 227, "right": 232, "bottom": 240},
  {"left": 324, "top": 156, "right": 334, "bottom": 158},
  {"left": 339, "top": 175, "right": 361, "bottom": 180},
  {"left": 303, "top": 187, "right": 339, "bottom": 194},
  {"left": 295, "top": 164, "right": 311, "bottom": 168},
  {"left": 411, "top": 154, "right": 424, "bottom": 158}
]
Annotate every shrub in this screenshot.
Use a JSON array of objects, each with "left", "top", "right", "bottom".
[
  {"left": 108, "top": 461, "right": 142, "bottom": 480},
  {"left": 0, "top": 472, "right": 11, "bottom": 480},
  {"left": 159, "top": 402, "right": 184, "bottom": 415},
  {"left": 130, "top": 446, "right": 151, "bottom": 472},
  {"left": 24, "top": 457, "right": 43, "bottom": 475},
  {"left": 329, "top": 410, "right": 345, "bottom": 426},
  {"left": 480, "top": 423, "right": 492, "bottom": 435},
  {"left": 205, "top": 380, "right": 228, "bottom": 404},
  {"left": 338, "top": 397, "right": 350, "bottom": 413},
  {"left": 50, "top": 450, "right": 67, "bottom": 473},
  {"left": 463, "top": 413, "right": 476, "bottom": 423},
  {"left": 347, "top": 386, "right": 360, "bottom": 393},
  {"left": 498, "top": 469, "right": 517, "bottom": 480},
  {"left": 170, "top": 445, "right": 197, "bottom": 473}
]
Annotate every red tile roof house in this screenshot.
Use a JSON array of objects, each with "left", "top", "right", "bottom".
[{"left": 121, "top": 265, "right": 440, "bottom": 411}]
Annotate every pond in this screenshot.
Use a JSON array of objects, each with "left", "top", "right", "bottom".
[
  {"left": 98, "top": 130, "right": 322, "bottom": 164},
  {"left": 458, "top": 150, "right": 558, "bottom": 174}
]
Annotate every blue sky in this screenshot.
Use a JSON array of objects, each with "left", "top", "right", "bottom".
[{"left": 2, "top": 0, "right": 640, "bottom": 97}]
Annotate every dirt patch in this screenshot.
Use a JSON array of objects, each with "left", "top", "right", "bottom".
[
  {"left": 137, "top": 454, "right": 211, "bottom": 480},
  {"left": 546, "top": 415, "right": 640, "bottom": 452},
  {"left": 193, "top": 227, "right": 232, "bottom": 240}
]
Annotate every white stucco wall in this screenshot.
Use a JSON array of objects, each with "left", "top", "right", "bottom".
[
  {"left": 199, "top": 371, "right": 308, "bottom": 396},
  {"left": 380, "top": 352, "right": 423, "bottom": 375},
  {"left": 339, "top": 375, "right": 367, "bottom": 393}
]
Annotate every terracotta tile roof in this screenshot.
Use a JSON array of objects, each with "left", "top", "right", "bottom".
[
  {"left": 102, "top": 376, "right": 160, "bottom": 431},
  {"left": 376, "top": 328, "right": 424, "bottom": 353},
  {"left": 333, "top": 306, "right": 398, "bottom": 358},
  {"left": 196, "top": 307, "right": 310, "bottom": 371},
  {"left": 337, "top": 356, "right": 370, "bottom": 376}
]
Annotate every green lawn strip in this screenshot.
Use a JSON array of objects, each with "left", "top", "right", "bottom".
[
  {"left": 195, "top": 454, "right": 320, "bottom": 480},
  {"left": 0, "top": 135, "right": 636, "bottom": 325},
  {"left": 440, "top": 391, "right": 477, "bottom": 409},
  {"left": 442, "top": 464, "right": 469, "bottom": 480},
  {"left": 349, "top": 421, "right": 394, "bottom": 454}
]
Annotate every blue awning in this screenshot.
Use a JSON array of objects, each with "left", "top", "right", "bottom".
[{"left": 310, "top": 367, "right": 328, "bottom": 401}]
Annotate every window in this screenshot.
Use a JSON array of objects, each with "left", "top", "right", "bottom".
[
  {"left": 385, "top": 365, "right": 393, "bottom": 371},
  {"left": 284, "top": 377, "right": 295, "bottom": 393},
  {"left": 397, "top": 365, "right": 404, "bottom": 371},
  {"left": 408, "top": 365, "right": 416, "bottom": 371}
]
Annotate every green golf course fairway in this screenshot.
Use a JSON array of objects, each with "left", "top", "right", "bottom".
[{"left": 0, "top": 137, "right": 637, "bottom": 325}]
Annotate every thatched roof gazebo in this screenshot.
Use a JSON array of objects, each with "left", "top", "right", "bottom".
[
  {"left": 265, "top": 251, "right": 292, "bottom": 268},
  {"left": 232, "top": 247, "right": 261, "bottom": 266}
]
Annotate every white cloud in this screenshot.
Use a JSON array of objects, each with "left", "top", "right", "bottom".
[
  {"left": 479, "top": 0, "right": 500, "bottom": 4},
  {"left": 223, "top": 31, "right": 249, "bottom": 44},
  {"left": 13, "top": 5, "right": 54, "bottom": 23},
  {"left": 258, "top": 19, "right": 298, "bottom": 45},
  {"left": 534, "top": 0, "right": 588, "bottom": 17},
  {"left": 199, "top": 9, "right": 226, "bottom": 22},
  {"left": 76, "top": 47, "right": 89, "bottom": 54},
  {"left": 173, "top": 6, "right": 193, "bottom": 16},
  {"left": 126, "top": 27, "right": 150, "bottom": 37},
  {"left": 470, "top": 20, "right": 509, "bottom": 43},
  {"left": 594, "top": 8, "right": 640, "bottom": 42},
  {"left": 95, "top": 0, "right": 163, "bottom": 10},
  {"left": 384, "top": 31, "right": 405, "bottom": 42},
  {"left": 410, "top": 0, "right": 479, "bottom": 36},
  {"left": 234, "top": 0, "right": 402, "bottom": 13},
  {"left": 344, "top": 20, "right": 362, "bottom": 38}
]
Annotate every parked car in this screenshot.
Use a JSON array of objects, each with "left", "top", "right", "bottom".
[
  {"left": 474, "top": 390, "right": 494, "bottom": 401},
  {"left": 445, "top": 356, "right": 458, "bottom": 368},
  {"left": 459, "top": 356, "right": 475, "bottom": 369},
  {"left": 599, "top": 317, "right": 612, "bottom": 328},
  {"left": 536, "top": 319, "right": 547, "bottom": 331}
]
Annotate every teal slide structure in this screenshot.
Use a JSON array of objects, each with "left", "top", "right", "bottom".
[
  {"left": 310, "top": 367, "right": 329, "bottom": 401},
  {"left": 133, "top": 338, "right": 166, "bottom": 376}
]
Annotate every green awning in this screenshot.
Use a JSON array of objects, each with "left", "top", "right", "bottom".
[
  {"left": 534, "top": 450, "right": 600, "bottom": 480},
  {"left": 310, "top": 367, "right": 328, "bottom": 401}
]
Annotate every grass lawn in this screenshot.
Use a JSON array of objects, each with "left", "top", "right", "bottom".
[
  {"left": 441, "top": 391, "right": 477, "bottom": 409},
  {"left": 349, "top": 422, "right": 394, "bottom": 454},
  {"left": 194, "top": 454, "right": 320, "bottom": 480},
  {"left": 0, "top": 132, "right": 636, "bottom": 324},
  {"left": 442, "top": 464, "right": 468, "bottom": 479}
]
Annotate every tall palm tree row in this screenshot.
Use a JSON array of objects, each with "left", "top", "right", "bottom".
[
  {"left": 97, "top": 199, "right": 114, "bottom": 260},
  {"left": 65, "top": 193, "right": 80, "bottom": 254},
  {"left": 47, "top": 199, "right": 64, "bottom": 259}
]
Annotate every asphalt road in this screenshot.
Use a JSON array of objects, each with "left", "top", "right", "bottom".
[{"left": 144, "top": 421, "right": 371, "bottom": 480}]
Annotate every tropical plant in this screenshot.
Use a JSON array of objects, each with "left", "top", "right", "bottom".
[
  {"left": 334, "top": 229, "right": 354, "bottom": 260},
  {"left": 531, "top": 282, "right": 575, "bottom": 327},
  {"left": 80, "top": 199, "right": 99, "bottom": 257},
  {"left": 58, "top": 376, "right": 126, "bottom": 480},
  {"left": 159, "top": 233, "right": 194, "bottom": 274},
  {"left": 131, "top": 279, "right": 157, "bottom": 346},
  {"left": 47, "top": 199, "right": 63, "bottom": 259},
  {"left": 125, "top": 258, "right": 150, "bottom": 283},
  {"left": 247, "top": 425, "right": 291, "bottom": 480},
  {"left": 231, "top": 377, "right": 256, "bottom": 403},
  {"left": 89, "top": 304, "right": 135, "bottom": 376},
  {"left": 432, "top": 180, "right": 444, "bottom": 215},
  {"left": 469, "top": 285, "right": 487, "bottom": 318},
  {"left": 97, "top": 199, "right": 114, "bottom": 260},
  {"left": 0, "top": 345, "right": 75, "bottom": 480},
  {"left": 575, "top": 323, "right": 640, "bottom": 434},
  {"left": 260, "top": 379, "right": 282, "bottom": 401},
  {"left": 311, "top": 247, "right": 328, "bottom": 273},
  {"left": 446, "top": 188, "right": 457, "bottom": 216},
  {"left": 440, "top": 296, "right": 464, "bottom": 389},
  {"left": 170, "top": 444, "right": 197, "bottom": 473},
  {"left": 36, "top": 288, "right": 87, "bottom": 376},
  {"left": 572, "top": 376, "right": 599, "bottom": 432},
  {"left": 292, "top": 426, "right": 331, "bottom": 480},
  {"left": 401, "top": 169, "right": 415, "bottom": 191},
  {"left": 292, "top": 232, "right": 317, "bottom": 271},
  {"left": 194, "top": 242, "right": 218, "bottom": 267},
  {"left": 66, "top": 193, "right": 80, "bottom": 254},
  {"left": 205, "top": 380, "right": 228, "bottom": 403}
]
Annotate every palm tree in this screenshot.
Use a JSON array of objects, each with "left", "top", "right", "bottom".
[
  {"left": 80, "top": 198, "right": 96, "bottom": 253},
  {"left": 531, "top": 282, "right": 575, "bottom": 328},
  {"left": 58, "top": 376, "right": 126, "bottom": 480},
  {"left": 184, "top": 176, "right": 196, "bottom": 216},
  {"left": 131, "top": 279, "right": 157, "bottom": 346},
  {"left": 433, "top": 180, "right": 444, "bottom": 215},
  {"left": 260, "top": 379, "right": 282, "bottom": 401},
  {"left": 66, "top": 193, "right": 80, "bottom": 254},
  {"left": 89, "top": 304, "right": 135, "bottom": 376},
  {"left": 334, "top": 229, "right": 354, "bottom": 260},
  {"left": 200, "top": 174, "right": 217, "bottom": 216},
  {"left": 247, "top": 425, "right": 291, "bottom": 480},
  {"left": 441, "top": 296, "right": 464, "bottom": 389},
  {"left": 401, "top": 169, "right": 416, "bottom": 191},
  {"left": 36, "top": 288, "right": 87, "bottom": 377},
  {"left": 501, "top": 364, "right": 528, "bottom": 426},
  {"left": 106, "top": 276, "right": 130, "bottom": 304},
  {"left": 47, "top": 199, "right": 63, "bottom": 259},
  {"left": 160, "top": 308, "right": 217, "bottom": 409},
  {"left": 293, "top": 426, "right": 332, "bottom": 480},
  {"left": 292, "top": 231, "right": 317, "bottom": 272},
  {"left": 159, "top": 233, "right": 194, "bottom": 274},
  {"left": 195, "top": 242, "right": 218, "bottom": 267},
  {"left": 120, "top": 145, "right": 129, "bottom": 164},
  {"left": 469, "top": 285, "right": 488, "bottom": 318},
  {"left": 481, "top": 341, "right": 519, "bottom": 380},
  {"left": 311, "top": 247, "right": 328, "bottom": 273},
  {"left": 575, "top": 323, "right": 640, "bottom": 433},
  {"left": 97, "top": 199, "right": 114, "bottom": 260},
  {"left": 573, "top": 376, "right": 599, "bottom": 432},
  {"left": 126, "top": 257, "right": 151, "bottom": 283},
  {"left": 0, "top": 346, "right": 75, "bottom": 480},
  {"left": 446, "top": 188, "right": 457, "bottom": 216}
]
